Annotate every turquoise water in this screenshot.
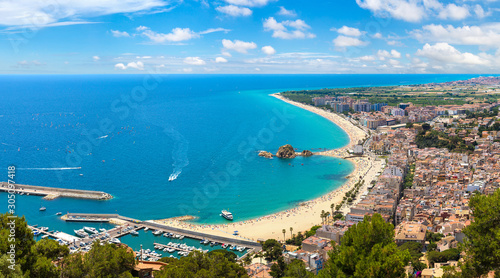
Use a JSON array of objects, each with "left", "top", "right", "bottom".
[{"left": 0, "top": 74, "right": 490, "bottom": 235}]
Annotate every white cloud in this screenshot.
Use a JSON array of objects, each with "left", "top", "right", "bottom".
[
  {"left": 335, "top": 26, "right": 362, "bottom": 37},
  {"left": 223, "top": 0, "right": 275, "bottom": 7},
  {"left": 359, "top": 55, "right": 376, "bottom": 61},
  {"left": 377, "top": 49, "right": 401, "bottom": 60},
  {"left": 355, "top": 0, "right": 425, "bottom": 22},
  {"left": 277, "top": 6, "right": 297, "bottom": 16},
  {"left": 183, "top": 57, "right": 206, "bottom": 65},
  {"left": 114, "top": 61, "right": 145, "bottom": 70},
  {"left": 0, "top": 0, "right": 174, "bottom": 27},
  {"left": 142, "top": 27, "right": 198, "bottom": 43},
  {"left": 222, "top": 39, "right": 257, "bottom": 54},
  {"left": 216, "top": 5, "right": 252, "bottom": 17},
  {"left": 333, "top": 36, "right": 367, "bottom": 47},
  {"left": 391, "top": 49, "right": 401, "bottom": 58},
  {"left": 221, "top": 51, "right": 232, "bottom": 57},
  {"left": 416, "top": 43, "right": 489, "bottom": 65},
  {"left": 111, "top": 30, "right": 130, "bottom": 37},
  {"left": 438, "top": 4, "right": 469, "bottom": 20},
  {"left": 263, "top": 17, "right": 315, "bottom": 39},
  {"left": 215, "top": 57, "right": 228, "bottom": 63},
  {"left": 262, "top": 45, "right": 276, "bottom": 55},
  {"left": 138, "top": 26, "right": 229, "bottom": 44},
  {"left": 412, "top": 24, "right": 500, "bottom": 48},
  {"left": 93, "top": 56, "right": 100, "bottom": 61},
  {"left": 474, "top": 5, "right": 488, "bottom": 19},
  {"left": 356, "top": 0, "right": 475, "bottom": 22},
  {"left": 373, "top": 33, "right": 383, "bottom": 39}
]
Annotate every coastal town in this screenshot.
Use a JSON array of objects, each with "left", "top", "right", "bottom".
[{"left": 243, "top": 76, "right": 499, "bottom": 277}]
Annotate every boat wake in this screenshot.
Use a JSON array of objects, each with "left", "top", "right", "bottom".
[
  {"left": 164, "top": 127, "right": 189, "bottom": 182},
  {"left": 168, "top": 170, "right": 181, "bottom": 182},
  {"left": 17, "top": 167, "right": 82, "bottom": 171},
  {"left": 96, "top": 135, "right": 108, "bottom": 139}
]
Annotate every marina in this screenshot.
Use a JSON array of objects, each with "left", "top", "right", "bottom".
[{"left": 29, "top": 212, "right": 260, "bottom": 259}]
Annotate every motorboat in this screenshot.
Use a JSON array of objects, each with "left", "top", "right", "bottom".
[
  {"left": 153, "top": 230, "right": 163, "bottom": 236},
  {"left": 39, "top": 206, "right": 46, "bottom": 211},
  {"left": 130, "top": 230, "right": 139, "bottom": 236},
  {"left": 99, "top": 228, "right": 106, "bottom": 233},
  {"left": 56, "top": 212, "right": 62, "bottom": 215},
  {"left": 221, "top": 210, "right": 233, "bottom": 221},
  {"left": 179, "top": 235, "right": 185, "bottom": 240},
  {"left": 83, "top": 227, "right": 98, "bottom": 234},
  {"left": 110, "top": 238, "right": 121, "bottom": 244},
  {"left": 74, "top": 229, "right": 88, "bottom": 238}
]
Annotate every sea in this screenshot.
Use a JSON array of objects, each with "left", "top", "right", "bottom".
[{"left": 0, "top": 74, "right": 489, "bottom": 242}]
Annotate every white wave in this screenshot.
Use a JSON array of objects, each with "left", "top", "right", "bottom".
[
  {"left": 168, "top": 170, "right": 181, "bottom": 182},
  {"left": 1, "top": 142, "right": 20, "bottom": 148},
  {"left": 17, "top": 167, "right": 82, "bottom": 170}
]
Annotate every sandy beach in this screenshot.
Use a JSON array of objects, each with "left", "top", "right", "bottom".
[{"left": 151, "top": 93, "right": 383, "bottom": 241}]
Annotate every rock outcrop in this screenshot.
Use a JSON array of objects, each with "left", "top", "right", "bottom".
[
  {"left": 276, "top": 144, "right": 296, "bottom": 159},
  {"left": 301, "top": 150, "right": 313, "bottom": 157},
  {"left": 258, "top": 151, "right": 273, "bottom": 158}
]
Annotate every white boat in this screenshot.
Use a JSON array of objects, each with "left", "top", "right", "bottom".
[
  {"left": 40, "top": 227, "right": 49, "bottom": 231},
  {"left": 74, "top": 229, "right": 88, "bottom": 238},
  {"left": 39, "top": 206, "right": 46, "bottom": 211},
  {"left": 144, "top": 227, "right": 149, "bottom": 231},
  {"left": 56, "top": 212, "right": 62, "bottom": 215},
  {"left": 41, "top": 235, "right": 49, "bottom": 239},
  {"left": 179, "top": 235, "right": 185, "bottom": 240},
  {"left": 99, "top": 228, "right": 106, "bottom": 233},
  {"left": 153, "top": 230, "right": 163, "bottom": 235},
  {"left": 83, "top": 227, "right": 98, "bottom": 234},
  {"left": 130, "top": 230, "right": 139, "bottom": 236},
  {"left": 110, "top": 238, "right": 121, "bottom": 244},
  {"left": 221, "top": 210, "right": 233, "bottom": 221}
]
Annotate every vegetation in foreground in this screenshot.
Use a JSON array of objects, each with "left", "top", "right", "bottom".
[{"left": 1, "top": 188, "right": 499, "bottom": 277}]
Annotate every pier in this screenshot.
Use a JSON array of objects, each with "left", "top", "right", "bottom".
[{"left": 0, "top": 182, "right": 112, "bottom": 200}]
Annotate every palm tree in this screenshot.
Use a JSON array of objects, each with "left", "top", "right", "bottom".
[
  {"left": 289, "top": 227, "right": 293, "bottom": 239},
  {"left": 330, "top": 203, "right": 335, "bottom": 216},
  {"left": 320, "top": 210, "right": 326, "bottom": 224},
  {"left": 325, "top": 212, "right": 331, "bottom": 225},
  {"left": 282, "top": 229, "right": 286, "bottom": 242}
]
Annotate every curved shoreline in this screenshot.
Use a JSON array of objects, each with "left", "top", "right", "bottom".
[{"left": 150, "top": 93, "right": 383, "bottom": 241}]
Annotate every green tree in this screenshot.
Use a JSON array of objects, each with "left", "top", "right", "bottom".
[
  {"left": 460, "top": 189, "right": 500, "bottom": 276},
  {"left": 61, "top": 241, "right": 135, "bottom": 278},
  {"left": 421, "top": 123, "right": 431, "bottom": 131},
  {"left": 0, "top": 254, "right": 23, "bottom": 278},
  {"left": 0, "top": 214, "right": 36, "bottom": 274},
  {"left": 289, "top": 227, "right": 293, "bottom": 239},
  {"left": 405, "top": 122, "right": 414, "bottom": 128},
  {"left": 284, "top": 260, "right": 314, "bottom": 278},
  {"left": 59, "top": 253, "right": 85, "bottom": 278},
  {"left": 207, "top": 249, "right": 237, "bottom": 263},
  {"left": 282, "top": 229, "right": 286, "bottom": 242},
  {"left": 262, "top": 239, "right": 282, "bottom": 261},
  {"left": 32, "top": 238, "right": 69, "bottom": 261},
  {"left": 318, "top": 214, "right": 411, "bottom": 278},
  {"left": 156, "top": 251, "right": 248, "bottom": 278},
  {"left": 270, "top": 256, "right": 286, "bottom": 278},
  {"left": 30, "top": 256, "right": 59, "bottom": 278}
]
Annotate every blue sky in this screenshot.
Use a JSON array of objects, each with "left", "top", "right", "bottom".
[{"left": 1, "top": 0, "right": 500, "bottom": 74}]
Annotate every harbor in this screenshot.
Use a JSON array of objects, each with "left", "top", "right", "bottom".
[
  {"left": 0, "top": 182, "right": 113, "bottom": 200},
  {"left": 28, "top": 212, "right": 260, "bottom": 262}
]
